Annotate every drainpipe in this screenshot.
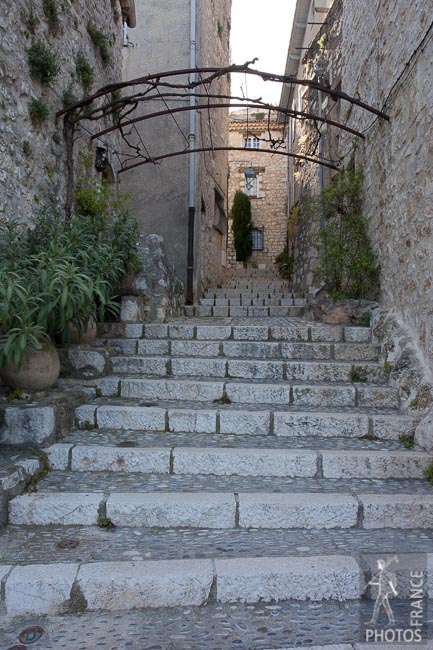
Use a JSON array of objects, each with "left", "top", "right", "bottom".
[{"left": 186, "top": 0, "right": 197, "bottom": 304}]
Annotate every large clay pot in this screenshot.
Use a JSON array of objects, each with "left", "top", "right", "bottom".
[
  {"left": 0, "top": 343, "right": 60, "bottom": 391},
  {"left": 68, "top": 317, "right": 98, "bottom": 344}
]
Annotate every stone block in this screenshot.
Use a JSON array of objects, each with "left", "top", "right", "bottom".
[
  {"left": 120, "top": 296, "right": 145, "bottom": 323},
  {"left": 194, "top": 305, "right": 213, "bottom": 317},
  {"left": 46, "top": 444, "right": 72, "bottom": 470},
  {"left": 144, "top": 324, "right": 168, "bottom": 339},
  {"left": 270, "top": 325, "right": 309, "bottom": 341},
  {"left": 111, "top": 356, "right": 168, "bottom": 375},
  {"left": 269, "top": 307, "right": 291, "bottom": 317},
  {"left": 292, "top": 385, "right": 356, "bottom": 407},
  {"left": 222, "top": 341, "right": 280, "bottom": 358},
  {"left": 71, "top": 445, "right": 170, "bottom": 473},
  {"left": 361, "top": 494, "right": 433, "bottom": 528},
  {"left": 173, "top": 447, "right": 317, "bottom": 477},
  {"left": 212, "top": 306, "right": 229, "bottom": 317},
  {"left": 9, "top": 492, "right": 102, "bottom": 525},
  {"left": 171, "top": 340, "right": 220, "bottom": 357},
  {"left": 226, "top": 382, "right": 291, "bottom": 405},
  {"left": 229, "top": 306, "right": 249, "bottom": 317},
  {"left": 334, "top": 343, "right": 379, "bottom": 361},
  {"left": 310, "top": 326, "right": 343, "bottom": 342},
  {"left": 102, "top": 338, "right": 137, "bottom": 355},
  {"left": 96, "top": 405, "right": 166, "bottom": 431},
  {"left": 238, "top": 493, "right": 358, "bottom": 529},
  {"left": 123, "top": 324, "right": 143, "bottom": 338},
  {"left": 94, "top": 376, "right": 120, "bottom": 397},
  {"left": 215, "top": 555, "right": 361, "bottom": 602},
  {"left": 168, "top": 408, "right": 216, "bottom": 433},
  {"left": 120, "top": 378, "right": 224, "bottom": 402},
  {"left": 247, "top": 307, "right": 269, "bottom": 317},
  {"left": 219, "top": 410, "right": 271, "bottom": 435},
  {"left": 77, "top": 559, "right": 214, "bottom": 610},
  {"left": 371, "top": 414, "right": 419, "bottom": 440},
  {"left": 228, "top": 360, "right": 284, "bottom": 380},
  {"left": 274, "top": 412, "right": 370, "bottom": 438},
  {"left": 322, "top": 450, "right": 430, "bottom": 479},
  {"left": 171, "top": 358, "right": 227, "bottom": 377},
  {"left": 106, "top": 492, "right": 235, "bottom": 528},
  {"left": 0, "top": 565, "right": 12, "bottom": 600},
  {"left": 344, "top": 327, "right": 371, "bottom": 342},
  {"left": 68, "top": 348, "right": 107, "bottom": 376},
  {"left": 285, "top": 362, "right": 352, "bottom": 382},
  {"left": 196, "top": 325, "right": 232, "bottom": 340},
  {"left": 137, "top": 339, "right": 170, "bottom": 355},
  {"left": 6, "top": 563, "right": 78, "bottom": 615},
  {"left": 356, "top": 386, "right": 400, "bottom": 408},
  {"left": 168, "top": 324, "right": 195, "bottom": 339},
  {"left": 215, "top": 298, "right": 229, "bottom": 306},
  {"left": 232, "top": 326, "right": 269, "bottom": 340},
  {"left": 0, "top": 406, "right": 56, "bottom": 445},
  {"left": 414, "top": 408, "right": 433, "bottom": 452}
]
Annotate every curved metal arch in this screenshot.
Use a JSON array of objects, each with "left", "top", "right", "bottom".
[
  {"left": 90, "top": 102, "right": 365, "bottom": 142},
  {"left": 119, "top": 146, "right": 340, "bottom": 174}
]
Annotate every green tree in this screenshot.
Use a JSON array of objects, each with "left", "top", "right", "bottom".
[{"left": 231, "top": 191, "right": 253, "bottom": 262}]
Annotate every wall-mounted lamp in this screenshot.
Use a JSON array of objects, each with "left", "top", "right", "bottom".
[
  {"left": 95, "top": 145, "right": 108, "bottom": 172},
  {"left": 244, "top": 165, "right": 256, "bottom": 190}
]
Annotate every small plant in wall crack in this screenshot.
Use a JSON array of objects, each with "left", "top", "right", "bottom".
[
  {"left": 24, "top": 450, "right": 52, "bottom": 493},
  {"left": 42, "top": 0, "right": 60, "bottom": 34},
  {"left": 423, "top": 461, "right": 433, "bottom": 485},
  {"left": 350, "top": 366, "right": 368, "bottom": 383},
  {"left": 27, "top": 41, "right": 59, "bottom": 84},
  {"left": 76, "top": 54, "right": 94, "bottom": 93},
  {"left": 28, "top": 97, "right": 49, "bottom": 126},
  {"left": 399, "top": 435, "right": 414, "bottom": 450},
  {"left": 97, "top": 516, "right": 115, "bottom": 529},
  {"left": 88, "top": 23, "right": 111, "bottom": 65}
]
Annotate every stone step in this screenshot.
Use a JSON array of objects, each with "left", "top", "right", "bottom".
[
  {"left": 200, "top": 298, "right": 306, "bottom": 306},
  {"left": 75, "top": 401, "right": 417, "bottom": 439},
  {"left": 110, "top": 356, "right": 388, "bottom": 383},
  {"left": 189, "top": 305, "right": 306, "bottom": 317},
  {"left": 0, "top": 554, "right": 362, "bottom": 615},
  {"left": 46, "top": 442, "right": 431, "bottom": 480},
  {"left": 109, "top": 339, "right": 379, "bottom": 362},
  {"left": 125, "top": 323, "right": 373, "bottom": 344},
  {"left": 94, "top": 376, "right": 400, "bottom": 408},
  {"left": 9, "top": 489, "right": 433, "bottom": 529}
]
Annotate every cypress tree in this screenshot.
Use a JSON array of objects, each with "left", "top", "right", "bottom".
[{"left": 231, "top": 190, "right": 253, "bottom": 262}]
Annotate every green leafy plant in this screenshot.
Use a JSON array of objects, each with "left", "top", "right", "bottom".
[
  {"left": 399, "top": 435, "right": 414, "bottom": 449},
  {"left": 87, "top": 23, "right": 111, "bottom": 65},
  {"left": 231, "top": 191, "right": 252, "bottom": 262},
  {"left": 384, "top": 360, "right": 393, "bottom": 375},
  {"left": 350, "top": 366, "right": 368, "bottom": 383},
  {"left": 423, "top": 461, "right": 433, "bottom": 485},
  {"left": 6, "top": 387, "right": 24, "bottom": 401},
  {"left": 97, "top": 516, "right": 115, "bottom": 529},
  {"left": 22, "top": 141, "right": 32, "bottom": 157},
  {"left": 76, "top": 54, "right": 94, "bottom": 93},
  {"left": 42, "top": 0, "right": 60, "bottom": 34},
  {"left": 27, "top": 41, "right": 59, "bottom": 84},
  {"left": 275, "top": 250, "right": 294, "bottom": 280},
  {"left": 311, "top": 164, "right": 380, "bottom": 299},
  {"left": 355, "top": 311, "right": 371, "bottom": 327},
  {"left": 29, "top": 98, "right": 49, "bottom": 125}
]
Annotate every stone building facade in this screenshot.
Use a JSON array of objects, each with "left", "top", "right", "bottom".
[
  {"left": 121, "top": 0, "right": 231, "bottom": 299},
  {"left": 282, "top": 0, "right": 433, "bottom": 370},
  {"left": 227, "top": 111, "right": 288, "bottom": 270},
  {"left": 0, "top": 0, "right": 133, "bottom": 222}
]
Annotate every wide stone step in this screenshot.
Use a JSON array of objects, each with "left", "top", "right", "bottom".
[
  {"left": 46, "top": 443, "right": 431, "bottom": 480},
  {"left": 75, "top": 401, "right": 417, "bottom": 439},
  {"left": 95, "top": 376, "right": 399, "bottom": 408},
  {"left": 124, "top": 322, "right": 373, "bottom": 344},
  {"left": 188, "top": 305, "right": 306, "bottom": 317},
  {"left": 110, "top": 356, "right": 387, "bottom": 383},
  {"left": 9, "top": 489, "right": 433, "bottom": 529},
  {"left": 0, "top": 554, "right": 362, "bottom": 615}
]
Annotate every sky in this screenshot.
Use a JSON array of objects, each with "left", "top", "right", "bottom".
[{"left": 230, "top": 0, "right": 296, "bottom": 106}]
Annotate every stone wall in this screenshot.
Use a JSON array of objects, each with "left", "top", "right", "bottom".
[
  {"left": 227, "top": 116, "right": 288, "bottom": 271},
  {"left": 0, "top": 0, "right": 124, "bottom": 223},
  {"left": 122, "top": 0, "right": 231, "bottom": 299},
  {"left": 341, "top": 0, "right": 433, "bottom": 371}
]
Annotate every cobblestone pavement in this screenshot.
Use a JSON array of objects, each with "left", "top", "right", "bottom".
[{"left": 1, "top": 600, "right": 431, "bottom": 649}]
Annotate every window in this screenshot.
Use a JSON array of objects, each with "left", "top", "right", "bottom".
[
  {"left": 252, "top": 228, "right": 263, "bottom": 251},
  {"left": 244, "top": 137, "right": 260, "bottom": 149},
  {"left": 245, "top": 174, "right": 259, "bottom": 197}
]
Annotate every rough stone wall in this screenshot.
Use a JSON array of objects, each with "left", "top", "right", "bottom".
[
  {"left": 341, "top": 0, "right": 433, "bottom": 370},
  {"left": 195, "top": 0, "right": 231, "bottom": 291},
  {"left": 0, "top": 0, "right": 124, "bottom": 223},
  {"left": 227, "top": 118, "right": 288, "bottom": 270},
  {"left": 122, "top": 0, "right": 231, "bottom": 299}
]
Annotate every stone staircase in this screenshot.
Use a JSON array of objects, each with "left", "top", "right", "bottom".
[{"left": 0, "top": 273, "right": 432, "bottom": 648}]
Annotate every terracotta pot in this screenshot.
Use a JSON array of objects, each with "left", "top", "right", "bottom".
[
  {"left": 68, "top": 317, "right": 98, "bottom": 344},
  {"left": 0, "top": 343, "right": 60, "bottom": 391}
]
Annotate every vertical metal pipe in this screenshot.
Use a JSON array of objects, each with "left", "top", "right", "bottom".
[{"left": 186, "top": 0, "right": 197, "bottom": 304}]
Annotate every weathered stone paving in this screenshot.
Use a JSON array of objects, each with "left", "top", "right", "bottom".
[{"left": 1, "top": 272, "right": 432, "bottom": 647}]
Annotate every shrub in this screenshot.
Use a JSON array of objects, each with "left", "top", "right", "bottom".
[
  {"left": 27, "top": 41, "right": 59, "bottom": 84},
  {"left": 87, "top": 23, "right": 111, "bottom": 65},
  {"left": 311, "top": 164, "right": 380, "bottom": 299},
  {"left": 42, "top": 0, "right": 60, "bottom": 34},
  {"left": 76, "top": 54, "right": 94, "bottom": 93},
  {"left": 29, "top": 98, "right": 49, "bottom": 125},
  {"left": 231, "top": 191, "right": 252, "bottom": 262},
  {"left": 275, "top": 250, "right": 294, "bottom": 280}
]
